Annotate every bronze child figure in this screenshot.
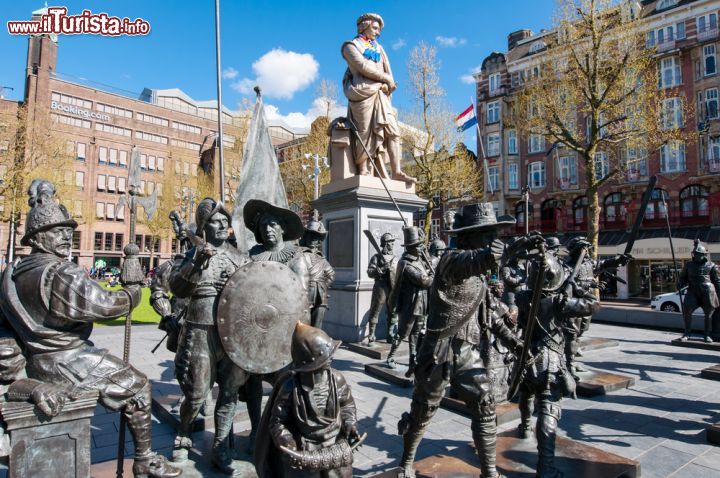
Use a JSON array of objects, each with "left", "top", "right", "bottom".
[{"left": 255, "top": 322, "right": 364, "bottom": 477}]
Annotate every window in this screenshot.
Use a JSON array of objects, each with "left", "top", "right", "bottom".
[
  {"left": 508, "top": 163, "right": 519, "bottom": 190},
  {"left": 604, "top": 193, "right": 625, "bottom": 224},
  {"left": 96, "top": 103, "right": 132, "bottom": 118},
  {"left": 95, "top": 202, "right": 104, "bottom": 219},
  {"left": 660, "top": 140, "right": 685, "bottom": 172},
  {"left": 73, "top": 200, "right": 82, "bottom": 217},
  {"left": 94, "top": 232, "right": 103, "bottom": 250},
  {"left": 75, "top": 171, "right": 84, "bottom": 190},
  {"left": 529, "top": 41, "right": 547, "bottom": 53},
  {"left": 157, "top": 157, "right": 165, "bottom": 171},
  {"left": 515, "top": 202, "right": 534, "bottom": 226},
  {"left": 106, "top": 203, "right": 115, "bottom": 220},
  {"left": 541, "top": 199, "right": 561, "bottom": 223},
  {"left": 140, "top": 154, "right": 147, "bottom": 170},
  {"left": 646, "top": 23, "right": 685, "bottom": 48},
  {"left": 107, "top": 175, "right": 116, "bottom": 192},
  {"left": 487, "top": 133, "right": 500, "bottom": 156},
  {"left": 680, "top": 185, "right": 709, "bottom": 217},
  {"left": 148, "top": 155, "right": 156, "bottom": 171},
  {"left": 507, "top": 130, "right": 517, "bottom": 154},
  {"left": 528, "top": 161, "right": 546, "bottom": 188},
  {"left": 136, "top": 112, "right": 169, "bottom": 127},
  {"left": 109, "top": 148, "right": 118, "bottom": 165},
  {"left": 703, "top": 45, "right": 717, "bottom": 76},
  {"left": 171, "top": 139, "right": 201, "bottom": 151},
  {"left": 656, "top": 0, "right": 678, "bottom": 10},
  {"left": 558, "top": 156, "right": 577, "bottom": 187},
  {"left": 95, "top": 123, "right": 132, "bottom": 137},
  {"left": 697, "top": 13, "right": 718, "bottom": 34},
  {"left": 51, "top": 113, "right": 90, "bottom": 129},
  {"left": 624, "top": 146, "right": 648, "bottom": 181},
  {"left": 529, "top": 134, "right": 544, "bottom": 153},
  {"left": 104, "top": 232, "right": 113, "bottom": 251},
  {"left": 573, "top": 196, "right": 588, "bottom": 225},
  {"left": 115, "top": 233, "right": 124, "bottom": 251},
  {"left": 658, "top": 57, "right": 681, "bottom": 88},
  {"left": 98, "top": 147, "right": 107, "bottom": 164},
  {"left": 662, "top": 97, "right": 683, "bottom": 129},
  {"left": 97, "top": 174, "right": 106, "bottom": 191},
  {"left": 710, "top": 137, "right": 720, "bottom": 160},
  {"left": 72, "top": 231, "right": 81, "bottom": 249},
  {"left": 118, "top": 176, "right": 127, "bottom": 192},
  {"left": 117, "top": 203, "right": 125, "bottom": 220},
  {"left": 707, "top": 88, "right": 719, "bottom": 119},
  {"left": 488, "top": 73, "right": 501, "bottom": 93},
  {"left": 135, "top": 130, "right": 168, "bottom": 145},
  {"left": 51, "top": 92, "right": 91, "bottom": 109},
  {"left": 646, "top": 189, "right": 668, "bottom": 220},
  {"left": 594, "top": 152, "right": 609, "bottom": 180},
  {"left": 486, "top": 101, "right": 500, "bottom": 123},
  {"left": 119, "top": 150, "right": 128, "bottom": 167},
  {"left": 77, "top": 143, "right": 86, "bottom": 161},
  {"left": 172, "top": 121, "right": 202, "bottom": 135},
  {"left": 487, "top": 166, "right": 499, "bottom": 192}
]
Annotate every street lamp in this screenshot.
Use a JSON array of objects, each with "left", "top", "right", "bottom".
[{"left": 302, "top": 153, "right": 330, "bottom": 201}]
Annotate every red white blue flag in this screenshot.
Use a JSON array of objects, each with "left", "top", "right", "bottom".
[{"left": 455, "top": 104, "right": 477, "bottom": 132}]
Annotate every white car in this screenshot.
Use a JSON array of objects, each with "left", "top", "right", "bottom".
[{"left": 650, "top": 287, "right": 700, "bottom": 314}]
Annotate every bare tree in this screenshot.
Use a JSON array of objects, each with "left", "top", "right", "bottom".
[
  {"left": 403, "top": 41, "right": 482, "bottom": 239},
  {"left": 315, "top": 79, "right": 339, "bottom": 119},
  {"left": 513, "top": 0, "right": 693, "bottom": 256}
]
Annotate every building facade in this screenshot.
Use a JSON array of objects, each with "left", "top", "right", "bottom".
[
  {"left": 0, "top": 8, "right": 306, "bottom": 271},
  {"left": 475, "top": 0, "right": 720, "bottom": 299}
]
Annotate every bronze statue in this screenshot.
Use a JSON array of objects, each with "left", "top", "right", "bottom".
[
  {"left": 299, "top": 220, "right": 335, "bottom": 329},
  {"left": 396, "top": 204, "right": 521, "bottom": 478},
  {"left": 168, "top": 197, "right": 250, "bottom": 474},
  {"left": 561, "top": 237, "right": 631, "bottom": 379},
  {"left": 428, "top": 237, "right": 446, "bottom": 269},
  {"left": 386, "top": 226, "right": 434, "bottom": 378},
  {"left": 510, "top": 235, "right": 600, "bottom": 478},
  {"left": 679, "top": 239, "right": 720, "bottom": 343},
  {"left": 254, "top": 322, "right": 364, "bottom": 477},
  {"left": 341, "top": 13, "right": 415, "bottom": 182},
  {"left": 0, "top": 180, "right": 180, "bottom": 477},
  {"left": 367, "top": 232, "right": 398, "bottom": 344},
  {"left": 499, "top": 250, "right": 526, "bottom": 314}
]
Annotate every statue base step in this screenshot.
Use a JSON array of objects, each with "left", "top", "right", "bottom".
[
  {"left": 440, "top": 394, "right": 520, "bottom": 425},
  {"left": 670, "top": 337, "right": 720, "bottom": 352},
  {"left": 701, "top": 364, "right": 720, "bottom": 381},
  {"left": 579, "top": 337, "right": 619, "bottom": 352},
  {"left": 707, "top": 422, "right": 720, "bottom": 445},
  {"left": 370, "top": 430, "right": 640, "bottom": 477},
  {"left": 346, "top": 341, "right": 408, "bottom": 360},
  {"left": 365, "top": 362, "right": 415, "bottom": 388},
  {"left": 576, "top": 368, "right": 635, "bottom": 397},
  {"left": 91, "top": 429, "right": 258, "bottom": 477}
]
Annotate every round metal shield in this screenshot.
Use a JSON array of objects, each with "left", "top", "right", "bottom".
[{"left": 216, "top": 261, "right": 310, "bottom": 374}]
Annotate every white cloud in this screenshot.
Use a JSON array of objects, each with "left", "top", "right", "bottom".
[
  {"left": 231, "top": 49, "right": 319, "bottom": 100},
  {"left": 459, "top": 64, "right": 482, "bottom": 84},
  {"left": 436, "top": 36, "right": 467, "bottom": 48},
  {"left": 264, "top": 97, "right": 346, "bottom": 131},
  {"left": 222, "top": 67, "right": 238, "bottom": 79},
  {"left": 392, "top": 39, "right": 406, "bottom": 51}
]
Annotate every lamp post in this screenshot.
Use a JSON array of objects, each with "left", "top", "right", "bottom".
[{"left": 303, "top": 153, "right": 329, "bottom": 219}]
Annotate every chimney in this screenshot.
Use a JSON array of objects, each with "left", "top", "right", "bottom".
[{"left": 507, "top": 29, "right": 534, "bottom": 51}]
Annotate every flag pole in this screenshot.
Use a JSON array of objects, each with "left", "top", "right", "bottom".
[
  {"left": 471, "top": 96, "right": 494, "bottom": 196},
  {"left": 214, "top": 0, "right": 226, "bottom": 202}
]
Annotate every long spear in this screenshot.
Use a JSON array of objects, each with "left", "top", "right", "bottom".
[{"left": 660, "top": 192, "right": 685, "bottom": 317}]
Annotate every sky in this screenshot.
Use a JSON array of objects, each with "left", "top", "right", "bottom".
[{"left": 1, "top": 0, "right": 558, "bottom": 147}]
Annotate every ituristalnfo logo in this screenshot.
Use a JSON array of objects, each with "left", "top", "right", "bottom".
[{"left": 7, "top": 7, "right": 151, "bottom": 36}]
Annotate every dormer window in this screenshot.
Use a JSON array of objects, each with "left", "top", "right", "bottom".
[
  {"left": 656, "top": 0, "right": 678, "bottom": 11},
  {"left": 529, "top": 41, "right": 547, "bottom": 54}
]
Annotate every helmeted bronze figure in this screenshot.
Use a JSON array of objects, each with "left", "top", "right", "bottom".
[
  {"left": 299, "top": 220, "right": 335, "bottom": 329},
  {"left": 0, "top": 180, "right": 180, "bottom": 477},
  {"left": 386, "top": 226, "right": 434, "bottom": 378},
  {"left": 428, "top": 237, "right": 446, "bottom": 269},
  {"left": 396, "top": 204, "right": 521, "bottom": 478},
  {"left": 254, "top": 322, "right": 364, "bottom": 477},
  {"left": 510, "top": 235, "right": 601, "bottom": 478},
  {"left": 366, "top": 232, "right": 398, "bottom": 344},
  {"left": 679, "top": 239, "right": 720, "bottom": 343},
  {"left": 168, "top": 197, "right": 250, "bottom": 474}
]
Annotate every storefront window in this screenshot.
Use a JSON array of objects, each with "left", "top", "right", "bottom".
[
  {"left": 573, "top": 196, "right": 588, "bottom": 225},
  {"left": 680, "top": 185, "right": 709, "bottom": 217}
]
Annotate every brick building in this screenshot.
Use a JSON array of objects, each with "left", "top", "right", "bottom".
[
  {"left": 0, "top": 7, "right": 306, "bottom": 271},
  {"left": 475, "top": 0, "right": 720, "bottom": 299}
]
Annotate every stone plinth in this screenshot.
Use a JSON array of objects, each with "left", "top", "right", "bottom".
[
  {"left": 1, "top": 391, "right": 98, "bottom": 478},
  {"left": 365, "top": 362, "right": 414, "bottom": 388},
  {"left": 314, "top": 183, "right": 426, "bottom": 342},
  {"left": 576, "top": 369, "right": 635, "bottom": 397},
  {"left": 700, "top": 364, "right": 720, "bottom": 381},
  {"left": 346, "top": 340, "right": 407, "bottom": 360},
  {"left": 579, "top": 337, "right": 619, "bottom": 352},
  {"left": 371, "top": 430, "right": 640, "bottom": 477},
  {"left": 670, "top": 337, "right": 720, "bottom": 352}
]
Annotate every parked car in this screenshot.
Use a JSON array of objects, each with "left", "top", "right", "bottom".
[{"left": 650, "top": 287, "right": 700, "bottom": 314}]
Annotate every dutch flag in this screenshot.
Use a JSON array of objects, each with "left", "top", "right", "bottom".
[{"left": 455, "top": 104, "right": 477, "bottom": 132}]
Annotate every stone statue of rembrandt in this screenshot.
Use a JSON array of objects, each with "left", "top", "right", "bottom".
[{"left": 341, "top": 13, "right": 415, "bottom": 183}]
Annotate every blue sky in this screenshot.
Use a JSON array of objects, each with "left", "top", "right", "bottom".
[{"left": 1, "top": 1, "right": 557, "bottom": 145}]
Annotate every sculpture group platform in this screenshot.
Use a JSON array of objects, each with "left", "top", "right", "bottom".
[
  {"left": 371, "top": 430, "right": 640, "bottom": 478},
  {"left": 579, "top": 337, "right": 619, "bottom": 352},
  {"left": 701, "top": 363, "right": 720, "bottom": 381},
  {"left": 346, "top": 340, "right": 407, "bottom": 360},
  {"left": 365, "top": 361, "right": 415, "bottom": 387},
  {"left": 670, "top": 337, "right": 720, "bottom": 352},
  {"left": 440, "top": 393, "right": 521, "bottom": 425},
  {"left": 575, "top": 368, "right": 635, "bottom": 397}
]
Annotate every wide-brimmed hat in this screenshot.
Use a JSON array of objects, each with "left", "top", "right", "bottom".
[
  {"left": 243, "top": 199, "right": 304, "bottom": 244},
  {"left": 401, "top": 226, "right": 425, "bottom": 247},
  {"left": 303, "top": 220, "right": 327, "bottom": 239},
  {"left": 445, "top": 203, "right": 515, "bottom": 235}
]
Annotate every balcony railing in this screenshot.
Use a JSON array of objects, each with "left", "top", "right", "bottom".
[
  {"left": 643, "top": 207, "right": 711, "bottom": 228},
  {"left": 657, "top": 39, "right": 676, "bottom": 52},
  {"left": 488, "top": 86, "right": 506, "bottom": 98},
  {"left": 698, "top": 28, "right": 719, "bottom": 42},
  {"left": 625, "top": 169, "right": 648, "bottom": 182}
]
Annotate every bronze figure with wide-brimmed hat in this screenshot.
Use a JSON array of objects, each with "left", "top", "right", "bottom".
[{"left": 299, "top": 220, "right": 335, "bottom": 328}]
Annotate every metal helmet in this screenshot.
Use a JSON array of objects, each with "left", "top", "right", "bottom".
[
  {"left": 692, "top": 239, "right": 708, "bottom": 259},
  {"left": 380, "top": 233, "right": 396, "bottom": 247},
  {"left": 546, "top": 236, "right": 561, "bottom": 250},
  {"left": 429, "top": 238, "right": 446, "bottom": 256},
  {"left": 291, "top": 322, "right": 341, "bottom": 372},
  {"left": 528, "top": 254, "right": 566, "bottom": 292},
  {"left": 195, "top": 197, "right": 231, "bottom": 234},
  {"left": 21, "top": 179, "right": 78, "bottom": 246},
  {"left": 567, "top": 236, "right": 591, "bottom": 253}
]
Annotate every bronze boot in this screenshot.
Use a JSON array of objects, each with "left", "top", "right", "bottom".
[{"left": 472, "top": 415, "right": 506, "bottom": 478}]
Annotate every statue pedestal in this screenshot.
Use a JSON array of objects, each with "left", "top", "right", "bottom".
[
  {"left": 314, "top": 177, "right": 426, "bottom": 342},
  {"left": 575, "top": 368, "right": 635, "bottom": 397},
  {"left": 1, "top": 391, "right": 98, "bottom": 478}
]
